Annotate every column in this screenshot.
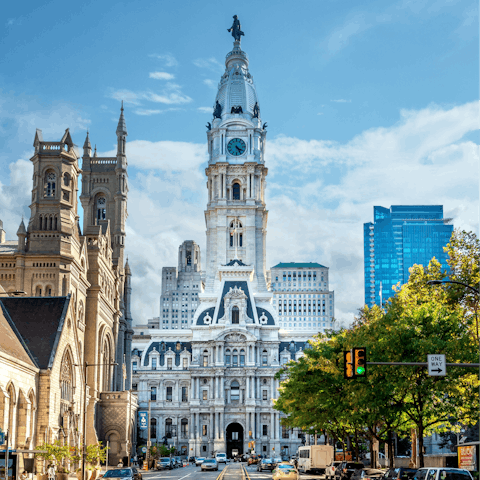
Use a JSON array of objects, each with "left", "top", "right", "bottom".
[
  {"left": 196, "top": 412, "right": 200, "bottom": 439},
  {"left": 276, "top": 414, "right": 281, "bottom": 441},
  {"left": 210, "top": 412, "right": 214, "bottom": 440},
  {"left": 271, "top": 412, "right": 275, "bottom": 439},
  {"left": 190, "top": 413, "right": 195, "bottom": 439},
  {"left": 191, "top": 378, "right": 195, "bottom": 400},
  {"left": 271, "top": 377, "right": 274, "bottom": 400},
  {"left": 197, "top": 377, "right": 200, "bottom": 399},
  {"left": 220, "top": 412, "right": 224, "bottom": 439},
  {"left": 221, "top": 377, "right": 225, "bottom": 398}
]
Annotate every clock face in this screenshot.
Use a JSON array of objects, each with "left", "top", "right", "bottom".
[{"left": 227, "top": 138, "right": 246, "bottom": 156}]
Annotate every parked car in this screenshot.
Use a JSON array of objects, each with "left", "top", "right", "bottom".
[
  {"left": 248, "top": 455, "right": 261, "bottom": 465},
  {"left": 351, "top": 468, "right": 385, "bottom": 480},
  {"left": 102, "top": 468, "right": 142, "bottom": 480},
  {"left": 383, "top": 468, "right": 417, "bottom": 480},
  {"left": 174, "top": 456, "right": 182, "bottom": 467},
  {"left": 156, "top": 458, "right": 175, "bottom": 470},
  {"left": 335, "top": 462, "right": 365, "bottom": 480},
  {"left": 414, "top": 468, "right": 473, "bottom": 480},
  {"left": 326, "top": 461, "right": 343, "bottom": 480},
  {"left": 273, "top": 462, "right": 300, "bottom": 480},
  {"left": 195, "top": 457, "right": 206, "bottom": 466},
  {"left": 258, "top": 459, "right": 276, "bottom": 472},
  {"left": 216, "top": 453, "right": 227, "bottom": 464},
  {"left": 201, "top": 459, "right": 219, "bottom": 471}
]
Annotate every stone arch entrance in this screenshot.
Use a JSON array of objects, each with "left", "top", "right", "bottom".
[{"left": 226, "top": 422, "right": 244, "bottom": 458}]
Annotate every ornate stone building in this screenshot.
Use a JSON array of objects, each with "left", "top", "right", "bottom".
[
  {"left": 131, "top": 29, "right": 313, "bottom": 460},
  {"left": 0, "top": 107, "right": 136, "bottom": 466}
]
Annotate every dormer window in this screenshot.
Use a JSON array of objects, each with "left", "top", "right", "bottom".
[
  {"left": 232, "top": 306, "right": 239, "bottom": 324},
  {"left": 97, "top": 196, "right": 106, "bottom": 220},
  {"left": 44, "top": 171, "right": 56, "bottom": 197}
]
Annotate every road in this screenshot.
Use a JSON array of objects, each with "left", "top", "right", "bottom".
[{"left": 140, "top": 462, "right": 324, "bottom": 480}]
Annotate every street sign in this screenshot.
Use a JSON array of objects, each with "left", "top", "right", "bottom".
[
  {"left": 427, "top": 354, "right": 446, "bottom": 376},
  {"left": 0, "top": 429, "right": 4, "bottom": 445},
  {"left": 141, "top": 447, "right": 147, "bottom": 453}
]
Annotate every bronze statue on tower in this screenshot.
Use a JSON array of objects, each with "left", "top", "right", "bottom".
[{"left": 228, "top": 15, "right": 244, "bottom": 42}]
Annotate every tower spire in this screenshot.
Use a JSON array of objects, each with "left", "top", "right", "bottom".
[
  {"left": 116, "top": 101, "right": 127, "bottom": 136},
  {"left": 83, "top": 130, "right": 92, "bottom": 156}
]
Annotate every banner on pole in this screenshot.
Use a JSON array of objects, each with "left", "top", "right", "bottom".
[{"left": 138, "top": 411, "right": 148, "bottom": 431}]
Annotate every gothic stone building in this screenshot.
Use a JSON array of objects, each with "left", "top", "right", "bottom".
[
  {"left": 0, "top": 108, "right": 136, "bottom": 466},
  {"left": 131, "top": 33, "right": 311, "bottom": 459}
]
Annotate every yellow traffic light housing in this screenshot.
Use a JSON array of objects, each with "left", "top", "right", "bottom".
[
  {"left": 344, "top": 350, "right": 355, "bottom": 379},
  {"left": 353, "top": 347, "right": 367, "bottom": 377}
]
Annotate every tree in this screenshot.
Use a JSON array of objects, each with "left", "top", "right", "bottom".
[{"left": 35, "top": 441, "right": 72, "bottom": 473}]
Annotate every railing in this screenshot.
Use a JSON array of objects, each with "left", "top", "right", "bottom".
[{"left": 90, "top": 158, "right": 117, "bottom": 165}]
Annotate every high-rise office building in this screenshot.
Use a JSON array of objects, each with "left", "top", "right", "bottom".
[
  {"left": 269, "top": 262, "right": 334, "bottom": 333},
  {"left": 364, "top": 205, "right": 453, "bottom": 307}
]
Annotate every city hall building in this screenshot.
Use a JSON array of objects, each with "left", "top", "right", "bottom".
[{"left": 131, "top": 24, "right": 333, "bottom": 459}]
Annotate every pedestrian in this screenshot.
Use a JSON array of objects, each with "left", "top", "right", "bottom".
[
  {"left": 20, "top": 471, "right": 28, "bottom": 480},
  {"left": 47, "top": 464, "right": 56, "bottom": 480},
  {"left": 116, "top": 461, "right": 123, "bottom": 468}
]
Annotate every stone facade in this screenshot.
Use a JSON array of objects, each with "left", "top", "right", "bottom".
[
  {"left": 131, "top": 35, "right": 312, "bottom": 461},
  {"left": 0, "top": 107, "right": 135, "bottom": 465}
]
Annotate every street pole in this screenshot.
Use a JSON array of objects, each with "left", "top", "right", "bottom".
[{"left": 146, "top": 399, "right": 151, "bottom": 469}]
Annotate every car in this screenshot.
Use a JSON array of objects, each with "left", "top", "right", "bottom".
[
  {"left": 201, "top": 459, "right": 219, "bottom": 471},
  {"left": 156, "top": 458, "right": 175, "bottom": 470},
  {"left": 273, "top": 457, "right": 283, "bottom": 467},
  {"left": 336, "top": 462, "right": 366, "bottom": 480},
  {"left": 248, "top": 454, "right": 261, "bottom": 465},
  {"left": 216, "top": 453, "right": 227, "bottom": 464},
  {"left": 258, "top": 459, "right": 276, "bottom": 472},
  {"left": 326, "top": 461, "right": 343, "bottom": 480},
  {"left": 351, "top": 468, "right": 385, "bottom": 480},
  {"left": 188, "top": 457, "right": 195, "bottom": 463},
  {"left": 195, "top": 457, "right": 206, "bottom": 466},
  {"left": 174, "top": 456, "right": 182, "bottom": 467},
  {"left": 273, "top": 462, "right": 300, "bottom": 480},
  {"left": 413, "top": 468, "right": 473, "bottom": 480},
  {"left": 102, "top": 468, "right": 142, "bottom": 480},
  {"left": 383, "top": 468, "right": 417, "bottom": 480}
]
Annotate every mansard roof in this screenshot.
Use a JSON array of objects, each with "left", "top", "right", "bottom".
[
  {"left": 142, "top": 341, "right": 192, "bottom": 367},
  {"left": 0, "top": 296, "right": 70, "bottom": 369},
  {"left": 271, "top": 262, "right": 327, "bottom": 269}
]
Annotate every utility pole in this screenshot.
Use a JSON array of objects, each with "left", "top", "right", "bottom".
[{"left": 146, "top": 399, "right": 151, "bottom": 469}]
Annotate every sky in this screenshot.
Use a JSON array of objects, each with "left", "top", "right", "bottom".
[{"left": 0, "top": 0, "right": 478, "bottom": 326}]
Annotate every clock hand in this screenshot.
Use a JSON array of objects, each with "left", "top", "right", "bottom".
[{"left": 235, "top": 146, "right": 241, "bottom": 152}]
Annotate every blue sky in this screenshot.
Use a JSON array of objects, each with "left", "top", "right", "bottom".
[{"left": 0, "top": 0, "right": 478, "bottom": 324}]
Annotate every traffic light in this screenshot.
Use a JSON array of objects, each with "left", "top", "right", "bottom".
[
  {"left": 353, "top": 347, "right": 367, "bottom": 377},
  {"left": 344, "top": 350, "right": 354, "bottom": 379}
]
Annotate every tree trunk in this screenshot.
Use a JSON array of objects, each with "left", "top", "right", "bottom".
[
  {"left": 418, "top": 423, "right": 425, "bottom": 468},
  {"left": 410, "top": 428, "right": 417, "bottom": 468},
  {"left": 354, "top": 430, "right": 360, "bottom": 462},
  {"left": 387, "top": 430, "right": 395, "bottom": 468}
]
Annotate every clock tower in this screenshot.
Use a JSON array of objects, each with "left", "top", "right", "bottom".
[{"left": 204, "top": 33, "right": 268, "bottom": 294}]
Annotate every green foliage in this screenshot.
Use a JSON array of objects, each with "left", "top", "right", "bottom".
[
  {"left": 275, "top": 232, "right": 480, "bottom": 468},
  {"left": 149, "top": 443, "right": 175, "bottom": 459},
  {"left": 85, "top": 442, "right": 108, "bottom": 467}
]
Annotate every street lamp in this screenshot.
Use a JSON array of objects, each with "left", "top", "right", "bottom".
[
  {"left": 427, "top": 280, "right": 479, "bottom": 295},
  {"left": 75, "top": 362, "right": 118, "bottom": 480}
]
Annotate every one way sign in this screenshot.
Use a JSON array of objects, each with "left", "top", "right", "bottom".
[{"left": 427, "top": 354, "right": 446, "bottom": 376}]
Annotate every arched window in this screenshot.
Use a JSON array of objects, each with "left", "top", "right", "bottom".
[
  {"left": 63, "top": 173, "right": 70, "bottom": 187},
  {"left": 203, "top": 349, "right": 209, "bottom": 367},
  {"left": 232, "top": 306, "right": 239, "bottom": 324},
  {"left": 240, "top": 349, "right": 245, "bottom": 366},
  {"left": 102, "top": 338, "right": 111, "bottom": 391},
  {"left": 165, "top": 418, "right": 173, "bottom": 437},
  {"left": 151, "top": 418, "right": 157, "bottom": 439},
  {"left": 45, "top": 285, "right": 53, "bottom": 296},
  {"left": 97, "top": 196, "right": 106, "bottom": 220},
  {"left": 262, "top": 350, "right": 268, "bottom": 366},
  {"left": 232, "top": 349, "right": 238, "bottom": 367},
  {"left": 231, "top": 381, "right": 240, "bottom": 402},
  {"left": 35, "top": 286, "right": 42, "bottom": 296},
  {"left": 225, "top": 349, "right": 231, "bottom": 366},
  {"left": 44, "top": 171, "right": 56, "bottom": 197},
  {"left": 181, "top": 418, "right": 188, "bottom": 437},
  {"left": 232, "top": 183, "right": 240, "bottom": 200},
  {"left": 229, "top": 219, "right": 243, "bottom": 250},
  {"left": 60, "top": 352, "right": 73, "bottom": 423}
]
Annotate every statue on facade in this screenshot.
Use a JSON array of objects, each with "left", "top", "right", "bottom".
[
  {"left": 253, "top": 102, "right": 260, "bottom": 118},
  {"left": 206, "top": 122, "right": 212, "bottom": 131},
  {"left": 213, "top": 101, "right": 222, "bottom": 119},
  {"left": 228, "top": 15, "right": 244, "bottom": 42}
]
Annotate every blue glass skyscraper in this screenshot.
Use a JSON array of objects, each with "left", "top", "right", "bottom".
[{"left": 364, "top": 205, "right": 453, "bottom": 307}]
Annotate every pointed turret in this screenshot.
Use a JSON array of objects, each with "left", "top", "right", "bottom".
[
  {"left": 17, "top": 219, "right": 26, "bottom": 253},
  {"left": 116, "top": 101, "right": 128, "bottom": 137},
  {"left": 125, "top": 257, "right": 131, "bottom": 276},
  {"left": 83, "top": 130, "right": 92, "bottom": 157}
]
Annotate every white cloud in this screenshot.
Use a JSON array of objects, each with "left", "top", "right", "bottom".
[
  {"left": 149, "top": 53, "right": 178, "bottom": 67},
  {"left": 331, "top": 99, "right": 351, "bottom": 103},
  {"left": 203, "top": 79, "right": 217, "bottom": 89},
  {"left": 193, "top": 57, "right": 224, "bottom": 72},
  {"left": 134, "top": 109, "right": 164, "bottom": 116},
  {"left": 149, "top": 72, "right": 175, "bottom": 80},
  {"left": 198, "top": 107, "right": 212, "bottom": 113},
  {"left": 109, "top": 84, "right": 192, "bottom": 106}
]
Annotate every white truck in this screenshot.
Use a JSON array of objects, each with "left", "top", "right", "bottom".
[{"left": 297, "top": 445, "right": 335, "bottom": 475}]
